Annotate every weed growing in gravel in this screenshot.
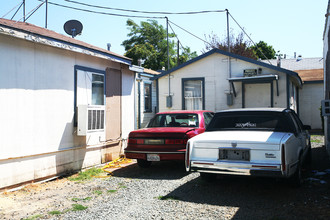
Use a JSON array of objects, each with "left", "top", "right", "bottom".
[
  {"left": 311, "top": 139, "right": 322, "bottom": 143},
  {"left": 72, "top": 197, "right": 92, "bottom": 202},
  {"left": 49, "top": 210, "right": 62, "bottom": 215},
  {"left": 68, "top": 168, "right": 104, "bottom": 182},
  {"left": 107, "top": 189, "right": 117, "bottom": 193},
  {"left": 22, "top": 214, "right": 42, "bottom": 220},
  {"left": 118, "top": 183, "right": 127, "bottom": 189},
  {"left": 72, "top": 204, "right": 88, "bottom": 211},
  {"left": 94, "top": 190, "right": 103, "bottom": 195},
  {"left": 157, "top": 195, "right": 180, "bottom": 200}
]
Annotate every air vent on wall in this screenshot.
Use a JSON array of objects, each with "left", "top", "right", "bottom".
[{"left": 77, "top": 105, "right": 105, "bottom": 136}]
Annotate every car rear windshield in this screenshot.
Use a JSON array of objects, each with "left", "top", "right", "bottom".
[
  {"left": 147, "top": 113, "right": 199, "bottom": 128},
  {"left": 206, "top": 111, "right": 295, "bottom": 132}
]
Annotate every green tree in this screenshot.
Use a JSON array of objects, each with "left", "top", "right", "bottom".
[
  {"left": 122, "top": 19, "right": 197, "bottom": 70},
  {"left": 251, "top": 41, "right": 276, "bottom": 60},
  {"left": 203, "top": 31, "right": 257, "bottom": 59}
]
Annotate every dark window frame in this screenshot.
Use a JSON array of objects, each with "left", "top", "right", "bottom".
[
  {"left": 144, "top": 82, "right": 152, "bottom": 113},
  {"left": 74, "top": 65, "right": 106, "bottom": 126},
  {"left": 181, "top": 77, "right": 205, "bottom": 110}
]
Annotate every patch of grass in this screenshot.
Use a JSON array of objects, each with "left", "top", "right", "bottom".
[
  {"left": 49, "top": 210, "right": 62, "bottom": 215},
  {"left": 22, "top": 214, "right": 42, "bottom": 220},
  {"left": 311, "top": 139, "right": 321, "bottom": 143},
  {"left": 72, "top": 204, "right": 88, "bottom": 211},
  {"left": 156, "top": 195, "right": 180, "bottom": 201},
  {"left": 94, "top": 190, "right": 103, "bottom": 195},
  {"left": 118, "top": 183, "right": 127, "bottom": 189},
  {"left": 72, "top": 197, "right": 92, "bottom": 202},
  {"left": 68, "top": 168, "right": 104, "bottom": 182},
  {"left": 107, "top": 189, "right": 117, "bottom": 193}
]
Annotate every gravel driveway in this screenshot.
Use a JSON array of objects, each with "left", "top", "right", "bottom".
[{"left": 1, "top": 136, "right": 330, "bottom": 220}]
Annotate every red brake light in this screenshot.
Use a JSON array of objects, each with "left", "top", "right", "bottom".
[
  {"left": 128, "top": 138, "right": 144, "bottom": 144},
  {"left": 165, "top": 139, "right": 184, "bottom": 145}
]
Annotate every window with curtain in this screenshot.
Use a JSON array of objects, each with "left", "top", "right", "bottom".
[
  {"left": 92, "top": 73, "right": 105, "bottom": 105},
  {"left": 144, "top": 83, "right": 152, "bottom": 112},
  {"left": 183, "top": 79, "right": 204, "bottom": 110}
]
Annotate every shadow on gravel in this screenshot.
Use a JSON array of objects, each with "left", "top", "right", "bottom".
[
  {"left": 160, "top": 146, "right": 330, "bottom": 220},
  {"left": 311, "top": 145, "right": 330, "bottom": 170},
  {"left": 162, "top": 174, "right": 330, "bottom": 220},
  {"left": 111, "top": 161, "right": 189, "bottom": 180}
]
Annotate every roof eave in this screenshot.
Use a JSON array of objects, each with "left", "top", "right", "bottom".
[
  {"left": 0, "top": 22, "right": 131, "bottom": 65},
  {"left": 152, "top": 48, "right": 302, "bottom": 86}
]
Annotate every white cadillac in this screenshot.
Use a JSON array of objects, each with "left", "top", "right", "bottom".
[{"left": 185, "top": 108, "right": 311, "bottom": 187}]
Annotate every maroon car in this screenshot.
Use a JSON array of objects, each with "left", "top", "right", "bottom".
[{"left": 125, "top": 110, "right": 214, "bottom": 168}]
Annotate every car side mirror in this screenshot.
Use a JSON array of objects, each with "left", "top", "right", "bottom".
[{"left": 303, "top": 125, "right": 311, "bottom": 130}]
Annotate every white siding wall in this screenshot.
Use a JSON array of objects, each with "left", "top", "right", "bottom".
[
  {"left": 299, "top": 83, "right": 323, "bottom": 129},
  {"left": 158, "top": 53, "right": 291, "bottom": 112},
  {"left": 0, "top": 34, "right": 133, "bottom": 189}
]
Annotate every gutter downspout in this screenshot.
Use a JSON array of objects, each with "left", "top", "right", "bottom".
[
  {"left": 166, "top": 17, "right": 172, "bottom": 108},
  {"left": 226, "top": 9, "right": 233, "bottom": 105},
  {"left": 137, "top": 73, "right": 141, "bottom": 129}
]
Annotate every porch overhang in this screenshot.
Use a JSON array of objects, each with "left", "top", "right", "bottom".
[{"left": 228, "top": 74, "right": 279, "bottom": 97}]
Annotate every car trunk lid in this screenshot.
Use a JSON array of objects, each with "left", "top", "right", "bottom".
[{"left": 192, "top": 131, "right": 288, "bottom": 150}]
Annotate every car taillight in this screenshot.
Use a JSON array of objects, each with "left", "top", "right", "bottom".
[
  {"left": 128, "top": 138, "right": 144, "bottom": 144},
  {"left": 281, "top": 144, "right": 286, "bottom": 172},
  {"left": 165, "top": 139, "right": 184, "bottom": 145},
  {"left": 186, "top": 142, "right": 190, "bottom": 169}
]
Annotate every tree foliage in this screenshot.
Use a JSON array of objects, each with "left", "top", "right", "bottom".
[
  {"left": 122, "top": 19, "right": 197, "bottom": 71},
  {"left": 204, "top": 32, "right": 276, "bottom": 60},
  {"left": 204, "top": 31, "right": 257, "bottom": 59},
  {"left": 250, "top": 41, "right": 276, "bottom": 60}
]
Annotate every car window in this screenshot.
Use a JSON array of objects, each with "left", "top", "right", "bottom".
[
  {"left": 203, "top": 112, "right": 214, "bottom": 128},
  {"left": 288, "top": 112, "right": 301, "bottom": 133},
  {"left": 147, "top": 113, "right": 199, "bottom": 128},
  {"left": 291, "top": 111, "right": 304, "bottom": 130},
  {"left": 206, "top": 111, "right": 296, "bottom": 132}
]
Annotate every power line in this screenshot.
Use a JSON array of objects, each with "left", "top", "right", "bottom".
[
  {"left": 15, "top": 1, "right": 267, "bottom": 64},
  {"left": 228, "top": 12, "right": 272, "bottom": 64},
  {"left": 168, "top": 20, "right": 212, "bottom": 47},
  {"left": 64, "top": 0, "right": 226, "bottom": 15},
  {"left": 1, "top": 1, "right": 23, "bottom": 19},
  {"left": 18, "top": 1, "right": 45, "bottom": 22},
  {"left": 168, "top": 21, "right": 187, "bottom": 53},
  {"left": 37, "top": 0, "right": 165, "bottom": 19}
]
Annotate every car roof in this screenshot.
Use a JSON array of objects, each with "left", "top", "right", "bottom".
[
  {"left": 216, "top": 108, "right": 288, "bottom": 113},
  {"left": 156, "top": 110, "right": 213, "bottom": 114}
]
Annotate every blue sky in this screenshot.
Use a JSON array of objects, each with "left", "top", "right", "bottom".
[{"left": 1, "top": 0, "right": 328, "bottom": 58}]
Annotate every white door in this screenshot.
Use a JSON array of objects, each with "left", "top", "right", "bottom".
[{"left": 244, "top": 83, "right": 271, "bottom": 108}]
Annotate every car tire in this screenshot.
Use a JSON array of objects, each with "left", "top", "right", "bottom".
[
  {"left": 200, "top": 172, "right": 217, "bottom": 182},
  {"left": 137, "top": 159, "right": 152, "bottom": 168},
  {"left": 303, "top": 146, "right": 312, "bottom": 169},
  {"left": 289, "top": 158, "right": 303, "bottom": 187}
]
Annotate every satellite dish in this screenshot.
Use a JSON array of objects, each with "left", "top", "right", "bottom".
[{"left": 64, "top": 20, "right": 83, "bottom": 38}]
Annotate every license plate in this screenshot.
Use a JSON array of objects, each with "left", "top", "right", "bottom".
[
  {"left": 219, "top": 149, "right": 250, "bottom": 161},
  {"left": 147, "top": 154, "right": 160, "bottom": 161}
]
